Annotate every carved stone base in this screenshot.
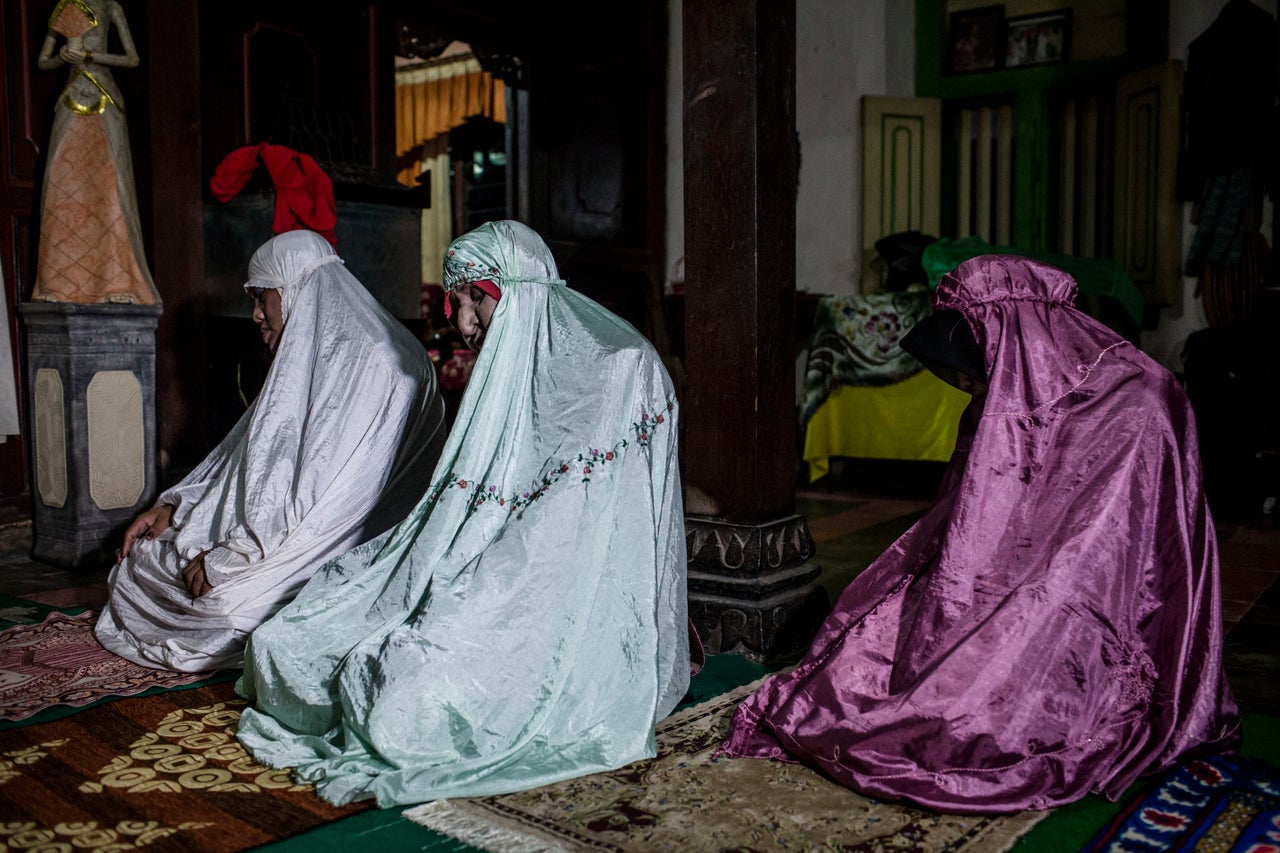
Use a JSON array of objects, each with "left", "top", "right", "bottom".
[
  {"left": 20, "top": 302, "right": 161, "bottom": 569},
  {"left": 686, "top": 514, "right": 830, "bottom": 665}
]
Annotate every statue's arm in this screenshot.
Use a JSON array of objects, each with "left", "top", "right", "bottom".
[
  {"left": 36, "top": 32, "right": 62, "bottom": 71},
  {"left": 96, "top": 2, "right": 140, "bottom": 68}
]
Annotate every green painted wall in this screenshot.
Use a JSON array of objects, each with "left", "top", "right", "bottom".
[{"left": 914, "top": 0, "right": 1138, "bottom": 252}]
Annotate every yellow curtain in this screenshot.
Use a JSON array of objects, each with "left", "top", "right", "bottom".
[
  {"left": 396, "top": 56, "right": 507, "bottom": 303},
  {"left": 419, "top": 137, "right": 453, "bottom": 287},
  {"left": 395, "top": 56, "right": 506, "bottom": 187}
]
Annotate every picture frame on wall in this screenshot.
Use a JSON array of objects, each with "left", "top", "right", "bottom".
[
  {"left": 947, "top": 5, "right": 1005, "bottom": 74},
  {"left": 1005, "top": 9, "right": 1072, "bottom": 67}
]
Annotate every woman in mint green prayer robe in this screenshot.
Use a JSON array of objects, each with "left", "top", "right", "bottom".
[{"left": 235, "top": 220, "right": 690, "bottom": 807}]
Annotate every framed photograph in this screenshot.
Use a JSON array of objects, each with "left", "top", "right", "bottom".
[
  {"left": 947, "top": 5, "right": 1005, "bottom": 74},
  {"left": 1005, "top": 9, "right": 1071, "bottom": 67}
]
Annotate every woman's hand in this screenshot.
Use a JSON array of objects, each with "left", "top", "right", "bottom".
[
  {"left": 120, "top": 504, "right": 175, "bottom": 558},
  {"left": 182, "top": 550, "right": 215, "bottom": 599}
]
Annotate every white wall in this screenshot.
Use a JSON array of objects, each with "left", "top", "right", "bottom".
[
  {"left": 665, "top": 0, "right": 913, "bottom": 296},
  {"left": 1143, "top": 0, "right": 1276, "bottom": 371}
]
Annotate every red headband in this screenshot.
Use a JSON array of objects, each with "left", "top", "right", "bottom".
[{"left": 443, "top": 279, "right": 501, "bottom": 320}]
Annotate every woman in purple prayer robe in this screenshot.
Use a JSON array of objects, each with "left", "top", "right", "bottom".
[{"left": 720, "top": 255, "right": 1241, "bottom": 813}]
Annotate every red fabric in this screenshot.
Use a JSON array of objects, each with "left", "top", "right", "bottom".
[
  {"left": 209, "top": 143, "right": 338, "bottom": 247},
  {"left": 473, "top": 279, "right": 502, "bottom": 303},
  {"left": 210, "top": 144, "right": 265, "bottom": 202},
  {"left": 442, "top": 279, "right": 501, "bottom": 320}
]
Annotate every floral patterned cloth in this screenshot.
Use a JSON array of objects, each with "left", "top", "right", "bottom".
[{"left": 800, "top": 290, "right": 930, "bottom": 427}]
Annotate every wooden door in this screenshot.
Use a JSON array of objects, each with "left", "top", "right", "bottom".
[
  {"left": 1113, "top": 61, "right": 1184, "bottom": 307},
  {"left": 861, "top": 96, "right": 941, "bottom": 292}
]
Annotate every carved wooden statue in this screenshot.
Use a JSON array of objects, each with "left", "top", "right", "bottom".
[{"left": 33, "top": 0, "right": 159, "bottom": 304}]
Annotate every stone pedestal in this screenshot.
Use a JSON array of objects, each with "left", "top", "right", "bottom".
[
  {"left": 19, "top": 302, "right": 162, "bottom": 569},
  {"left": 687, "top": 514, "right": 830, "bottom": 665}
]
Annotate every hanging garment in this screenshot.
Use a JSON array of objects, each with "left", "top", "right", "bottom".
[
  {"left": 210, "top": 142, "right": 339, "bottom": 247},
  {"left": 721, "top": 255, "right": 1241, "bottom": 813},
  {"left": 0, "top": 263, "right": 19, "bottom": 438},
  {"left": 235, "top": 220, "right": 689, "bottom": 807},
  {"left": 1177, "top": 0, "right": 1276, "bottom": 276},
  {"left": 95, "top": 231, "right": 446, "bottom": 671},
  {"left": 1176, "top": 0, "right": 1276, "bottom": 202}
]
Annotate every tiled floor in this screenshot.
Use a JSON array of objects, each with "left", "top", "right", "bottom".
[
  {"left": 2, "top": 464, "right": 1277, "bottom": 716},
  {"left": 0, "top": 520, "right": 109, "bottom": 612}
]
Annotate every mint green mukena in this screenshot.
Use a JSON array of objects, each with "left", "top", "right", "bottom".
[{"left": 235, "top": 221, "right": 690, "bottom": 807}]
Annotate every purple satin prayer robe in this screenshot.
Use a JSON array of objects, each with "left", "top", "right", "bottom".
[{"left": 720, "top": 255, "right": 1241, "bottom": 813}]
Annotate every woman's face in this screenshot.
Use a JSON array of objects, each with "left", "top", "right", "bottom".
[
  {"left": 956, "top": 373, "right": 988, "bottom": 397},
  {"left": 250, "top": 287, "right": 285, "bottom": 352},
  {"left": 448, "top": 283, "right": 499, "bottom": 351}
]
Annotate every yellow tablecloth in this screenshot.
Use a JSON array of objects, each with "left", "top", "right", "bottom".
[{"left": 803, "top": 369, "right": 972, "bottom": 483}]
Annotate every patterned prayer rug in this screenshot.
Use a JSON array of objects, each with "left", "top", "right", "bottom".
[
  {"left": 1082, "top": 754, "right": 1280, "bottom": 852},
  {"left": 0, "top": 611, "right": 206, "bottom": 721},
  {"left": 0, "top": 681, "right": 367, "bottom": 852},
  {"left": 406, "top": 680, "right": 1048, "bottom": 853}
]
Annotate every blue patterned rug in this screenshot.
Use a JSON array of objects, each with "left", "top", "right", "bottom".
[{"left": 1084, "top": 754, "right": 1280, "bottom": 852}]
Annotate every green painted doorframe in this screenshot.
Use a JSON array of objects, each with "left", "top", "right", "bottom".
[{"left": 914, "top": 0, "right": 1133, "bottom": 252}]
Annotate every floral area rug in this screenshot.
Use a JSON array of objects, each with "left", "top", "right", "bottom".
[
  {"left": 1082, "top": 753, "right": 1280, "bottom": 852},
  {"left": 0, "top": 681, "right": 366, "bottom": 852},
  {"left": 406, "top": 680, "right": 1047, "bottom": 853},
  {"left": 0, "top": 611, "right": 206, "bottom": 721}
]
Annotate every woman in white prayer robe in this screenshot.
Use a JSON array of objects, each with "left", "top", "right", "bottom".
[{"left": 95, "top": 229, "right": 446, "bottom": 672}]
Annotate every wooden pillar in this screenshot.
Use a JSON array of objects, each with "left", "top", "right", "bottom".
[
  {"left": 682, "top": 0, "right": 826, "bottom": 662},
  {"left": 146, "top": 0, "right": 208, "bottom": 476}
]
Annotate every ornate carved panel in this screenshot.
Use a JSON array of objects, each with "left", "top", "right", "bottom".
[
  {"left": 33, "top": 367, "right": 66, "bottom": 508},
  {"left": 686, "top": 514, "right": 829, "bottom": 663},
  {"left": 86, "top": 370, "right": 145, "bottom": 510},
  {"left": 686, "top": 514, "right": 817, "bottom": 580}
]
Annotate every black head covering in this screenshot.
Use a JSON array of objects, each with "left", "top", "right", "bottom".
[
  {"left": 874, "top": 230, "right": 937, "bottom": 292},
  {"left": 899, "top": 307, "right": 986, "bottom": 390}
]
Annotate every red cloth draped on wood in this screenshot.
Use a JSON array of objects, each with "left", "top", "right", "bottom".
[{"left": 210, "top": 143, "right": 338, "bottom": 247}]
